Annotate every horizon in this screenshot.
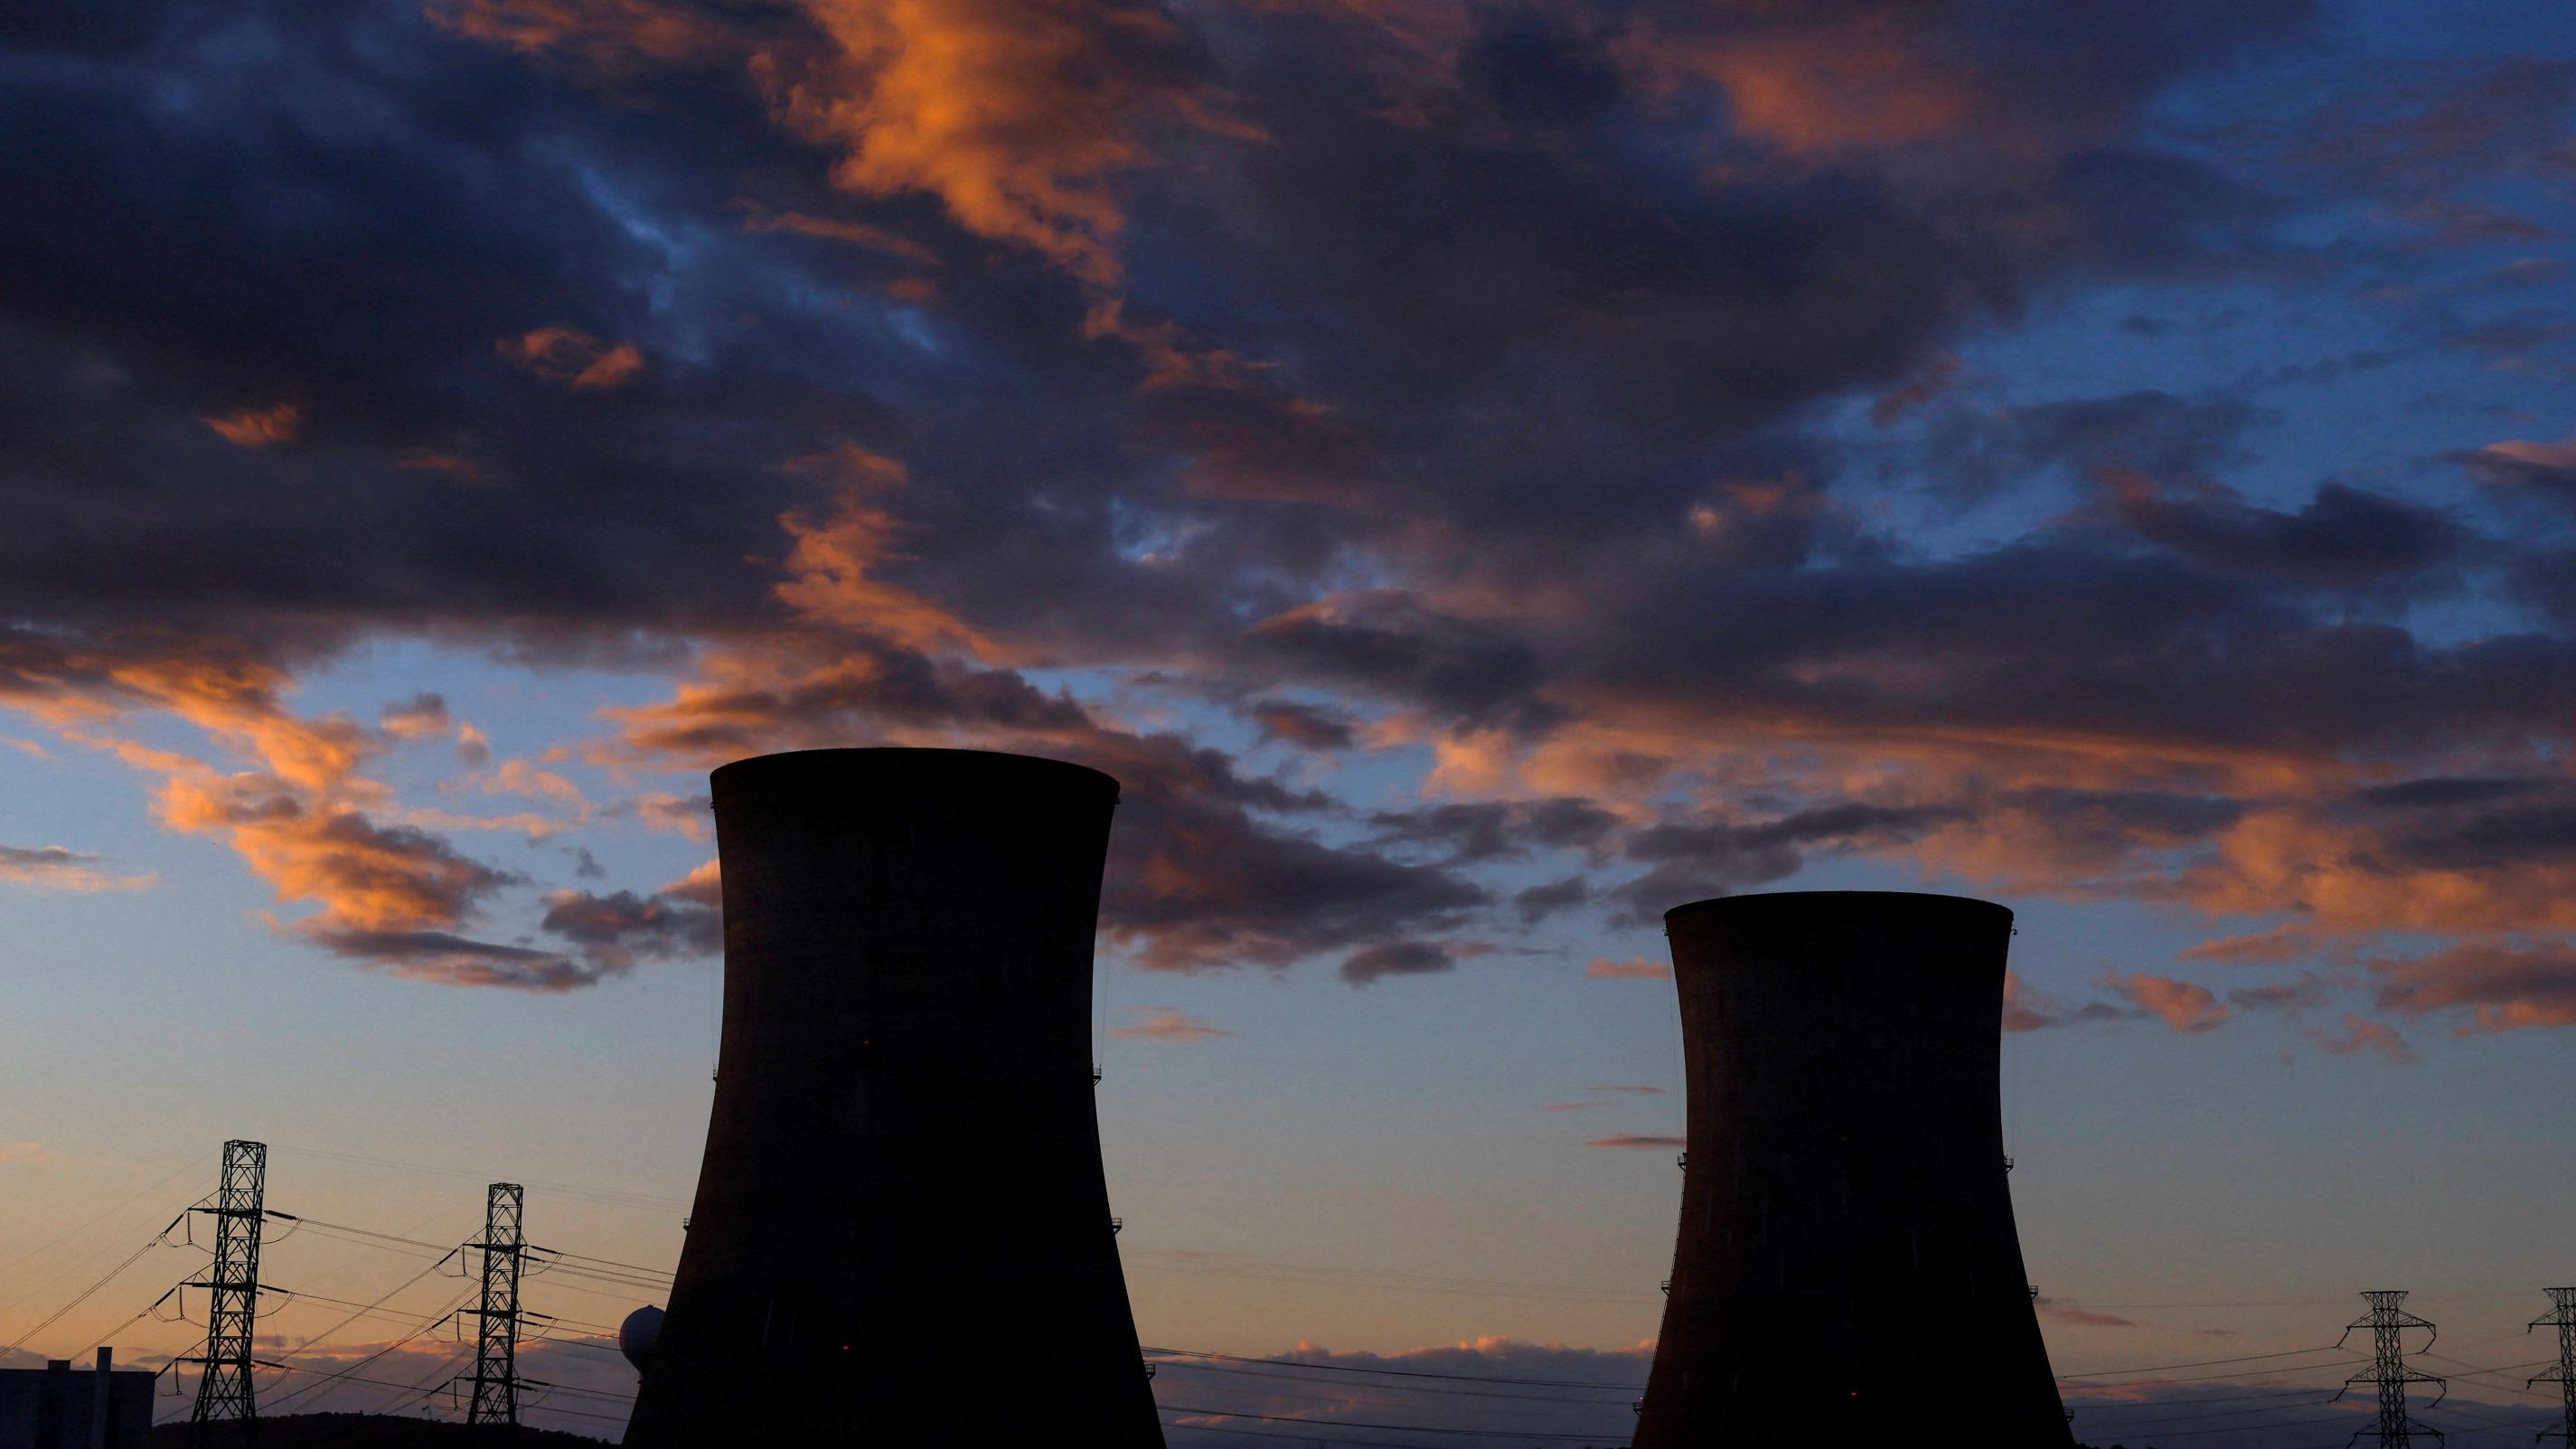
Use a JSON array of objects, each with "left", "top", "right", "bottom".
[{"left": 5, "top": 0, "right": 2576, "bottom": 1444}]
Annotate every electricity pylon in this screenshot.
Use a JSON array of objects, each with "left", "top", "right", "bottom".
[
  {"left": 2336, "top": 1289, "right": 2447, "bottom": 1447},
  {"left": 2531, "top": 1287, "right": 2576, "bottom": 1444},
  {"left": 466, "top": 1182, "right": 526, "bottom": 1433},
  {"left": 184, "top": 1140, "right": 268, "bottom": 1445}
]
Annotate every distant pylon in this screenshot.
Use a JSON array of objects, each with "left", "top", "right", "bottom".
[
  {"left": 467, "top": 1183, "right": 526, "bottom": 1433},
  {"left": 184, "top": 1139, "right": 268, "bottom": 1444},
  {"left": 2531, "top": 1288, "right": 2576, "bottom": 1444},
  {"left": 2335, "top": 1289, "right": 2447, "bottom": 1447}
]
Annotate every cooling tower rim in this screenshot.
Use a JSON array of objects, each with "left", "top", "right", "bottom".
[
  {"left": 1664, "top": 889, "right": 2012, "bottom": 927},
  {"left": 710, "top": 746, "right": 1120, "bottom": 799}
]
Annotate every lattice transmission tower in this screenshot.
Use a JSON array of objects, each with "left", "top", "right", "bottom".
[
  {"left": 2335, "top": 1289, "right": 2447, "bottom": 1447},
  {"left": 2532, "top": 1287, "right": 2576, "bottom": 1444},
  {"left": 467, "top": 1182, "right": 527, "bottom": 1432},
  {"left": 184, "top": 1139, "right": 268, "bottom": 1444}
]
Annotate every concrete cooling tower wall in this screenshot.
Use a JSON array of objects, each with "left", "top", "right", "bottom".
[
  {"left": 624, "top": 748, "right": 1164, "bottom": 1447},
  {"left": 1631, "top": 890, "right": 2073, "bottom": 1449}
]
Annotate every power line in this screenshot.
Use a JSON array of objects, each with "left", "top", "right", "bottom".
[
  {"left": 251, "top": 1360, "right": 634, "bottom": 1427},
  {"left": 2063, "top": 1356, "right": 2371, "bottom": 1388},
  {"left": 525, "top": 1247, "right": 672, "bottom": 1281},
  {"left": 268, "top": 1250, "right": 461, "bottom": 1367},
  {"left": 262, "top": 1213, "right": 454, "bottom": 1256},
  {"left": 72, "top": 1275, "right": 195, "bottom": 1360},
  {"left": 259, "top": 1294, "right": 469, "bottom": 1415},
  {"left": 1146, "top": 1346, "right": 1647, "bottom": 1392},
  {"left": 2058, "top": 1343, "right": 2359, "bottom": 1380},
  {"left": 1155, "top": 1402, "right": 1634, "bottom": 1441},
  {"left": 1161, "top": 1422, "right": 1601, "bottom": 1449},
  {"left": 263, "top": 1144, "right": 683, "bottom": 1214},
  {"left": 2138, "top": 1412, "right": 2366, "bottom": 1439},
  {"left": 0, "top": 1154, "right": 203, "bottom": 1312},
  {"left": 2073, "top": 1391, "right": 2344, "bottom": 1430},
  {"left": 1152, "top": 1357, "right": 1638, "bottom": 1407},
  {"left": 2419, "top": 1353, "right": 2558, "bottom": 1397},
  {"left": 0, "top": 1214, "right": 186, "bottom": 1358}
]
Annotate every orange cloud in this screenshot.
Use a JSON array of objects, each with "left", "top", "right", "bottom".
[
  {"left": 1584, "top": 956, "right": 1669, "bottom": 981},
  {"left": 2001, "top": 969, "right": 2058, "bottom": 1032},
  {"left": 2373, "top": 941, "right": 2576, "bottom": 1032},
  {"left": 1586, "top": 1134, "right": 1688, "bottom": 1150},
  {"left": 428, "top": 0, "right": 730, "bottom": 72},
  {"left": 2178, "top": 922, "right": 2321, "bottom": 964},
  {"left": 395, "top": 450, "right": 485, "bottom": 480},
  {"left": 1627, "top": 6, "right": 1985, "bottom": 158},
  {"left": 202, "top": 402, "right": 302, "bottom": 447},
  {"left": 661, "top": 858, "right": 721, "bottom": 908},
  {"left": 2036, "top": 1297, "right": 2138, "bottom": 1329},
  {"left": 631, "top": 791, "right": 711, "bottom": 841},
  {"left": 772, "top": 447, "right": 1008, "bottom": 656},
  {"left": 2304, "top": 1011, "right": 2416, "bottom": 1064},
  {"left": 159, "top": 775, "right": 510, "bottom": 933},
  {"left": 1106, "top": 1006, "right": 1238, "bottom": 1043},
  {"left": 738, "top": 204, "right": 941, "bottom": 264},
  {"left": 0, "top": 629, "right": 568, "bottom": 986},
  {"left": 2460, "top": 433, "right": 2576, "bottom": 480},
  {"left": 0, "top": 1142, "right": 52, "bottom": 1165},
  {"left": 2106, "top": 973, "right": 2231, "bottom": 1035},
  {"left": 773, "top": 0, "right": 1242, "bottom": 285},
  {"left": 498, "top": 326, "right": 646, "bottom": 389},
  {"left": 451, "top": 0, "right": 1243, "bottom": 285}
]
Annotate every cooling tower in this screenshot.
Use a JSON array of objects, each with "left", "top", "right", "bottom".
[
  {"left": 1631, "top": 891, "right": 2073, "bottom": 1449},
  {"left": 625, "top": 748, "right": 1164, "bottom": 1447}
]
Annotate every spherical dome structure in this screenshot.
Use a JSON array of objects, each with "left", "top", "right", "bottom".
[{"left": 619, "top": 1304, "right": 665, "bottom": 1372}]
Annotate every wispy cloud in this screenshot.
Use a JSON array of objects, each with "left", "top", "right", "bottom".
[
  {"left": 1107, "top": 1007, "right": 1238, "bottom": 1044},
  {"left": 0, "top": 844, "right": 152, "bottom": 893},
  {"left": 1584, "top": 957, "right": 1670, "bottom": 981}
]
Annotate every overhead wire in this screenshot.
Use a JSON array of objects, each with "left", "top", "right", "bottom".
[
  {"left": 260, "top": 1286, "right": 474, "bottom": 1415},
  {"left": 1147, "top": 1346, "right": 1647, "bottom": 1392},
  {"left": 1152, "top": 1357, "right": 1638, "bottom": 1407},
  {"left": 2070, "top": 1394, "right": 2342, "bottom": 1432},
  {"left": 526, "top": 1246, "right": 672, "bottom": 1280},
  {"left": 1161, "top": 1423, "right": 1581, "bottom": 1449},
  {"left": 2420, "top": 1351, "right": 2561, "bottom": 1397},
  {"left": 265, "top": 1143, "right": 683, "bottom": 1214},
  {"left": 70, "top": 1275, "right": 193, "bottom": 1360},
  {"left": 0, "top": 1211, "right": 189, "bottom": 1358},
  {"left": 2055, "top": 1343, "right": 2359, "bottom": 1380},
  {"left": 0, "top": 1156, "right": 202, "bottom": 1305},
  {"left": 1155, "top": 1402, "right": 1635, "bottom": 1441}
]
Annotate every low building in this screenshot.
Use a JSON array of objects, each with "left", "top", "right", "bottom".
[{"left": 0, "top": 1350, "right": 153, "bottom": 1449}]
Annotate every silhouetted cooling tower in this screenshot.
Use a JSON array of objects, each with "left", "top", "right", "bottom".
[
  {"left": 1631, "top": 891, "right": 2073, "bottom": 1449},
  {"left": 624, "top": 748, "right": 1164, "bottom": 1447}
]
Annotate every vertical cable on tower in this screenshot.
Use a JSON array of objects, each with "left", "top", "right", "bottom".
[
  {"left": 184, "top": 1139, "right": 268, "bottom": 1444},
  {"left": 467, "top": 1182, "right": 526, "bottom": 1434},
  {"left": 2335, "top": 1289, "right": 2447, "bottom": 1447},
  {"left": 2530, "top": 1287, "right": 2576, "bottom": 1444}
]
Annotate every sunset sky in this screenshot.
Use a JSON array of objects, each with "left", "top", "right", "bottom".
[{"left": 5, "top": 0, "right": 2576, "bottom": 1443}]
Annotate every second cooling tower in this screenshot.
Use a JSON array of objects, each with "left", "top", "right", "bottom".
[
  {"left": 1631, "top": 890, "right": 2073, "bottom": 1449},
  {"left": 625, "top": 748, "right": 1164, "bottom": 1447}
]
